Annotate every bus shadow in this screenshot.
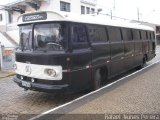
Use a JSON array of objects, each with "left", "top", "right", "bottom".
[
  {"left": 22, "top": 63, "right": 154, "bottom": 116},
  {"left": 41, "top": 62, "right": 156, "bottom": 115}
]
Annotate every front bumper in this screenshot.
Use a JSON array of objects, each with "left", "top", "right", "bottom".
[{"left": 13, "top": 76, "right": 70, "bottom": 93}]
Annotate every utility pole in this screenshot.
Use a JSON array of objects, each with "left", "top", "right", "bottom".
[
  {"left": 112, "top": 0, "right": 116, "bottom": 19},
  {"left": 113, "top": 0, "right": 116, "bottom": 10},
  {"left": 110, "top": 10, "right": 112, "bottom": 19},
  {"left": 137, "top": 8, "right": 140, "bottom": 21}
]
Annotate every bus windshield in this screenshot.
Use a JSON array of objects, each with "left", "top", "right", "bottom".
[
  {"left": 19, "top": 23, "right": 66, "bottom": 51},
  {"left": 34, "top": 23, "right": 66, "bottom": 51}
]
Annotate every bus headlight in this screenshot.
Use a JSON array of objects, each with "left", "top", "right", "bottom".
[{"left": 44, "top": 69, "right": 58, "bottom": 77}]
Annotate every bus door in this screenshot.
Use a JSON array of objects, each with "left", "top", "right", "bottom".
[
  {"left": 108, "top": 26, "right": 125, "bottom": 76},
  {"left": 69, "top": 23, "right": 92, "bottom": 90},
  {"left": 87, "top": 25, "right": 110, "bottom": 75},
  {"left": 121, "top": 28, "right": 134, "bottom": 70}
]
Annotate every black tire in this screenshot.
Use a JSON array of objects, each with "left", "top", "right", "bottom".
[
  {"left": 142, "top": 56, "right": 147, "bottom": 66},
  {"left": 93, "top": 69, "right": 102, "bottom": 90},
  {"left": 136, "top": 56, "right": 147, "bottom": 70},
  {"left": 140, "top": 56, "right": 147, "bottom": 68}
]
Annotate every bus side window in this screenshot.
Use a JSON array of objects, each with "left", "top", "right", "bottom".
[
  {"left": 151, "top": 32, "right": 155, "bottom": 40},
  {"left": 141, "top": 30, "right": 147, "bottom": 40},
  {"left": 132, "top": 29, "right": 140, "bottom": 40},
  {"left": 87, "top": 25, "right": 108, "bottom": 43},
  {"left": 148, "top": 31, "right": 150, "bottom": 40},
  {"left": 71, "top": 24, "right": 89, "bottom": 49},
  {"left": 151, "top": 32, "right": 156, "bottom": 51},
  {"left": 146, "top": 31, "right": 148, "bottom": 40},
  {"left": 121, "top": 28, "right": 132, "bottom": 41},
  {"left": 107, "top": 26, "right": 121, "bottom": 42},
  {"left": 139, "top": 31, "right": 142, "bottom": 40},
  {"left": 149, "top": 32, "right": 152, "bottom": 40}
]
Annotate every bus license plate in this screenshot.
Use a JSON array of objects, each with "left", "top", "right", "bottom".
[{"left": 22, "top": 81, "right": 31, "bottom": 88}]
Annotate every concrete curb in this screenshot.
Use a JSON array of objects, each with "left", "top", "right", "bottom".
[
  {"left": 0, "top": 71, "right": 16, "bottom": 79},
  {"left": 30, "top": 60, "right": 160, "bottom": 120}
]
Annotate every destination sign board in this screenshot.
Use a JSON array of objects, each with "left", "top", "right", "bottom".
[
  {"left": 23, "top": 12, "right": 47, "bottom": 22},
  {"left": 3, "top": 50, "right": 13, "bottom": 55}
]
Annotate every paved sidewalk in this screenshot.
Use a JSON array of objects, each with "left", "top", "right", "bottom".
[
  {"left": 35, "top": 62, "right": 160, "bottom": 120},
  {"left": 0, "top": 70, "right": 15, "bottom": 79},
  {"left": 69, "top": 63, "right": 160, "bottom": 114}
]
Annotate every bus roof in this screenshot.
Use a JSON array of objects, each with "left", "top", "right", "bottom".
[{"left": 17, "top": 11, "right": 154, "bottom": 31}]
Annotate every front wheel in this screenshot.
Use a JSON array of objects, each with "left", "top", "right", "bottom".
[{"left": 92, "top": 69, "right": 102, "bottom": 90}]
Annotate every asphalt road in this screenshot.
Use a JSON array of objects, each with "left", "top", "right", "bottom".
[{"left": 0, "top": 46, "right": 160, "bottom": 119}]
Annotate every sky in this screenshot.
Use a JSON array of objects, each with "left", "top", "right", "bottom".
[
  {"left": 97, "top": 0, "right": 160, "bottom": 24},
  {"left": 0, "top": 0, "right": 160, "bottom": 24},
  {"left": 0, "top": 0, "right": 13, "bottom": 5}
]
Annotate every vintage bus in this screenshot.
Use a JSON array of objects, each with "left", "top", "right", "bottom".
[{"left": 13, "top": 11, "right": 156, "bottom": 93}]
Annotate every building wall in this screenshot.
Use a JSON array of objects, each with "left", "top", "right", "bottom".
[
  {"left": 0, "top": 10, "right": 7, "bottom": 25},
  {"left": 1, "top": 0, "right": 97, "bottom": 25},
  {"left": 0, "top": 0, "right": 97, "bottom": 47},
  {"left": 0, "top": 10, "right": 8, "bottom": 31}
]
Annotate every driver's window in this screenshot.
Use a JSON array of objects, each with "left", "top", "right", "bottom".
[{"left": 71, "top": 24, "right": 89, "bottom": 49}]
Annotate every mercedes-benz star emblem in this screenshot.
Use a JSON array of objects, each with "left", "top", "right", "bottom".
[{"left": 25, "top": 65, "right": 31, "bottom": 75}]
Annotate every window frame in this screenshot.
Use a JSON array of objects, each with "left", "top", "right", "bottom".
[
  {"left": 8, "top": 12, "right": 13, "bottom": 24},
  {"left": 91, "top": 8, "right": 95, "bottom": 14},
  {"left": 60, "top": 1, "right": 71, "bottom": 12},
  {"left": 81, "top": 6, "right": 85, "bottom": 14},
  {"left": 86, "top": 7, "right": 90, "bottom": 14}
]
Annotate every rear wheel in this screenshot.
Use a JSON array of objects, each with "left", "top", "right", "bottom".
[
  {"left": 142, "top": 56, "right": 147, "bottom": 66},
  {"left": 136, "top": 55, "right": 147, "bottom": 69},
  {"left": 93, "top": 69, "right": 102, "bottom": 90}
]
